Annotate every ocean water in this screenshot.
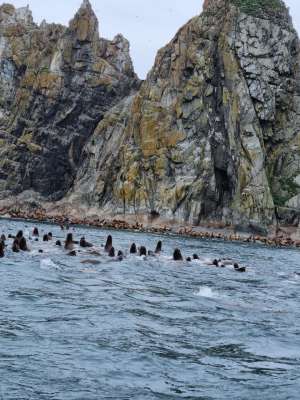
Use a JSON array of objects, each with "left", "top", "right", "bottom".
[{"left": 0, "top": 219, "right": 300, "bottom": 400}]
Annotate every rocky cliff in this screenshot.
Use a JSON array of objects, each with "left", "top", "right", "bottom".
[
  {"left": 1, "top": 0, "right": 300, "bottom": 232},
  {"left": 0, "top": 1, "right": 139, "bottom": 200}
]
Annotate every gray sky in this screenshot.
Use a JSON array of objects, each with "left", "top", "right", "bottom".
[{"left": 5, "top": 0, "right": 300, "bottom": 79}]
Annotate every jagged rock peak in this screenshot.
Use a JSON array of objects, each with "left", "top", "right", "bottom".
[
  {"left": 69, "top": 0, "right": 99, "bottom": 41},
  {"left": 203, "top": 0, "right": 225, "bottom": 10},
  {"left": 0, "top": 3, "right": 34, "bottom": 26},
  {"left": 80, "top": 0, "right": 92, "bottom": 10}
]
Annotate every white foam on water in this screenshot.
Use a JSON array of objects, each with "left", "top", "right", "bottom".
[
  {"left": 194, "top": 286, "right": 218, "bottom": 298},
  {"left": 40, "top": 258, "right": 60, "bottom": 270}
]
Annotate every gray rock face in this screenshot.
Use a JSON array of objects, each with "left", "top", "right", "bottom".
[
  {"left": 0, "top": 1, "right": 139, "bottom": 200},
  {"left": 68, "top": 0, "right": 300, "bottom": 228}
]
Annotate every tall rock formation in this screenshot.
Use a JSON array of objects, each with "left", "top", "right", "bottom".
[
  {"left": 0, "top": 0, "right": 300, "bottom": 231},
  {"left": 0, "top": 1, "right": 139, "bottom": 201},
  {"left": 69, "top": 0, "right": 300, "bottom": 228}
]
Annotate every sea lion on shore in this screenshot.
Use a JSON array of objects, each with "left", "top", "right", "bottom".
[
  {"left": 56, "top": 240, "right": 62, "bottom": 247},
  {"left": 105, "top": 235, "right": 113, "bottom": 252},
  {"left": 33, "top": 228, "right": 39, "bottom": 237},
  {"left": 43, "top": 234, "right": 49, "bottom": 242},
  {"left": 173, "top": 249, "right": 183, "bottom": 261},
  {"left": 155, "top": 241, "right": 162, "bottom": 254},
  {"left": 1, "top": 234, "right": 6, "bottom": 243},
  {"left": 48, "top": 233, "right": 53, "bottom": 240},
  {"left": 130, "top": 243, "right": 137, "bottom": 254},
  {"left": 139, "top": 246, "right": 147, "bottom": 256},
  {"left": 80, "top": 237, "right": 93, "bottom": 248}
]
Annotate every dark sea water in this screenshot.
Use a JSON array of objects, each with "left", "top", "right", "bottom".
[{"left": 0, "top": 219, "right": 300, "bottom": 400}]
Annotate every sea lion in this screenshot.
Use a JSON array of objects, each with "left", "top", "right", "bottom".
[
  {"left": 212, "top": 259, "right": 219, "bottom": 267},
  {"left": 109, "top": 247, "right": 115, "bottom": 257},
  {"left": 16, "top": 231, "right": 23, "bottom": 240},
  {"left": 12, "top": 239, "right": 20, "bottom": 253},
  {"left": 32, "top": 228, "right": 39, "bottom": 237},
  {"left": 139, "top": 246, "right": 147, "bottom": 257},
  {"left": 173, "top": 249, "right": 183, "bottom": 261},
  {"left": 80, "top": 237, "right": 93, "bottom": 248},
  {"left": 130, "top": 243, "right": 137, "bottom": 254},
  {"left": 155, "top": 241, "right": 162, "bottom": 254},
  {"left": 105, "top": 235, "right": 113, "bottom": 252},
  {"left": 55, "top": 240, "right": 62, "bottom": 247},
  {"left": 43, "top": 234, "right": 49, "bottom": 242},
  {"left": 193, "top": 254, "right": 199, "bottom": 260},
  {"left": 65, "top": 233, "right": 74, "bottom": 251},
  {"left": 19, "top": 237, "right": 29, "bottom": 251},
  {"left": 234, "top": 263, "right": 246, "bottom": 272},
  {"left": 0, "top": 241, "right": 4, "bottom": 258}
]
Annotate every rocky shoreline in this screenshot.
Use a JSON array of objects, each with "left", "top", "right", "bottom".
[{"left": 1, "top": 206, "right": 300, "bottom": 250}]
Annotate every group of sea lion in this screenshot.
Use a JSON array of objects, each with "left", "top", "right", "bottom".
[{"left": 0, "top": 226, "right": 247, "bottom": 273}]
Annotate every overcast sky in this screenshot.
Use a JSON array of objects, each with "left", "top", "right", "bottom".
[{"left": 5, "top": 0, "right": 300, "bottom": 78}]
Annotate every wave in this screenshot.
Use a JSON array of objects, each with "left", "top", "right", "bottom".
[
  {"left": 40, "top": 258, "right": 61, "bottom": 270},
  {"left": 194, "top": 286, "right": 218, "bottom": 298}
]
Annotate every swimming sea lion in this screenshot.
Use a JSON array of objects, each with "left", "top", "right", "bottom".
[
  {"left": 130, "top": 243, "right": 137, "bottom": 254},
  {"left": 105, "top": 235, "right": 113, "bottom": 252},
  {"left": 173, "top": 249, "right": 183, "bottom": 261},
  {"left": 155, "top": 241, "right": 162, "bottom": 254}
]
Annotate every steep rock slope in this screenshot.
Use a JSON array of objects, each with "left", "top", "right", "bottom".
[
  {"left": 70, "top": 0, "right": 300, "bottom": 227},
  {"left": 0, "top": 1, "right": 139, "bottom": 201}
]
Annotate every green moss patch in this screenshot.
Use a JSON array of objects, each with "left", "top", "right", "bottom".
[{"left": 232, "top": 0, "right": 285, "bottom": 15}]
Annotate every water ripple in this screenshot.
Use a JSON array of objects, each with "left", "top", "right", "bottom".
[{"left": 0, "top": 219, "right": 300, "bottom": 399}]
